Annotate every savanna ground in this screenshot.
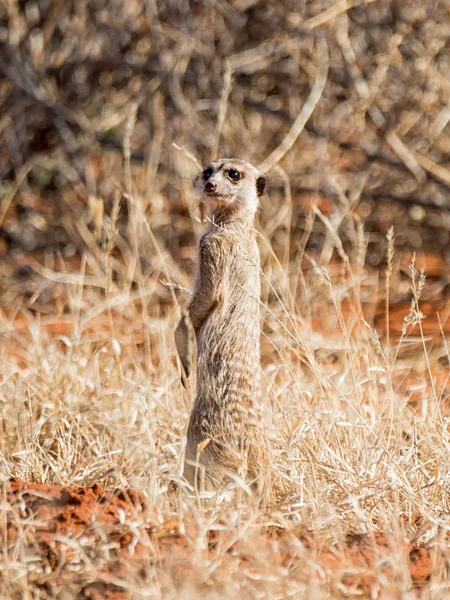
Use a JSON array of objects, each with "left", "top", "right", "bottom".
[{"left": 1, "top": 1, "right": 450, "bottom": 598}]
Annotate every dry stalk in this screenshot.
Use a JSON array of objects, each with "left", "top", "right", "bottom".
[{"left": 385, "top": 226, "right": 395, "bottom": 349}]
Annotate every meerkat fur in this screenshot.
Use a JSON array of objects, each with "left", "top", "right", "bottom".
[{"left": 175, "top": 158, "right": 276, "bottom": 499}]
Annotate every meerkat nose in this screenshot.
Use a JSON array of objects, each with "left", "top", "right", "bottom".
[{"left": 205, "top": 181, "right": 216, "bottom": 194}]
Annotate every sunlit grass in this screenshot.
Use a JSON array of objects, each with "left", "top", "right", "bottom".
[{"left": 0, "top": 162, "right": 448, "bottom": 596}]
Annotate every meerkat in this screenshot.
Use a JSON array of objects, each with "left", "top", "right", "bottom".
[{"left": 175, "top": 158, "right": 273, "bottom": 498}]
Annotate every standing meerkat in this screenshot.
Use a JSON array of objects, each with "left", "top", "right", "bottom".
[{"left": 175, "top": 158, "right": 272, "bottom": 497}]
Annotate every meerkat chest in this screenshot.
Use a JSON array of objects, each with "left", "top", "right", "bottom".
[{"left": 201, "top": 229, "right": 259, "bottom": 288}]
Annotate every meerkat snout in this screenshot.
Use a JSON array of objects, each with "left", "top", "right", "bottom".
[
  {"left": 205, "top": 180, "right": 217, "bottom": 194},
  {"left": 195, "top": 158, "right": 267, "bottom": 217}
]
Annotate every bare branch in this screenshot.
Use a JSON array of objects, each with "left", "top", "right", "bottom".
[{"left": 258, "top": 36, "right": 329, "bottom": 173}]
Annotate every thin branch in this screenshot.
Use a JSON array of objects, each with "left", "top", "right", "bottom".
[
  {"left": 335, "top": 15, "right": 426, "bottom": 184},
  {"left": 302, "top": 0, "right": 376, "bottom": 30},
  {"left": 410, "top": 150, "right": 450, "bottom": 188},
  {"left": 210, "top": 61, "right": 233, "bottom": 161},
  {"left": 258, "top": 36, "right": 329, "bottom": 173}
]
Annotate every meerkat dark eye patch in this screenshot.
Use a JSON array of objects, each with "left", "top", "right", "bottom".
[
  {"left": 256, "top": 174, "right": 267, "bottom": 197},
  {"left": 203, "top": 167, "right": 213, "bottom": 180},
  {"left": 228, "top": 168, "right": 241, "bottom": 181}
]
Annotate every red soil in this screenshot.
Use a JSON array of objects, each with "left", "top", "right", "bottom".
[{"left": 1, "top": 478, "right": 433, "bottom": 598}]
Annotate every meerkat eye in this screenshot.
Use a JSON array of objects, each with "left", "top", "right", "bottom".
[
  {"left": 202, "top": 167, "right": 213, "bottom": 180},
  {"left": 228, "top": 168, "right": 241, "bottom": 181}
]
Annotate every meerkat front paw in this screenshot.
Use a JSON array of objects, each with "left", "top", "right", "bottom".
[{"left": 174, "top": 310, "right": 196, "bottom": 388}]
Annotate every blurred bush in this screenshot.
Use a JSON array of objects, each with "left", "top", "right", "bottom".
[{"left": 0, "top": 0, "right": 449, "bottom": 262}]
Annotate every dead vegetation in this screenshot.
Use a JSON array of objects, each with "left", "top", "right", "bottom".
[{"left": 1, "top": 0, "right": 450, "bottom": 598}]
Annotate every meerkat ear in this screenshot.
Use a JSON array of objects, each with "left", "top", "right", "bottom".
[{"left": 256, "top": 174, "right": 267, "bottom": 197}]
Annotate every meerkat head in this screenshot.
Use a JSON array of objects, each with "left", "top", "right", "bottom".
[{"left": 195, "top": 158, "right": 267, "bottom": 220}]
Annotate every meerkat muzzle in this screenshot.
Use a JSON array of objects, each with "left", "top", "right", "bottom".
[{"left": 205, "top": 181, "right": 217, "bottom": 194}]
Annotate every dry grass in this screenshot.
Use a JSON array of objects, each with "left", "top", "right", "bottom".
[
  {"left": 1, "top": 1, "right": 450, "bottom": 597},
  {"left": 0, "top": 147, "right": 449, "bottom": 597}
]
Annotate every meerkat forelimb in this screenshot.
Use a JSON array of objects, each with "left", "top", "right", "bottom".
[{"left": 174, "top": 309, "right": 196, "bottom": 388}]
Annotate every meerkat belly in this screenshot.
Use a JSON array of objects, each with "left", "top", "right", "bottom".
[
  {"left": 200, "top": 314, "right": 259, "bottom": 373},
  {"left": 196, "top": 286, "right": 261, "bottom": 406}
]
